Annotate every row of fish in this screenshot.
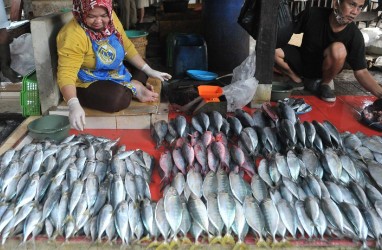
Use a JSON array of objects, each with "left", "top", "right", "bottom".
[
  {"left": 0, "top": 134, "right": 156, "bottom": 245},
  {"left": 155, "top": 151, "right": 382, "bottom": 249},
  {"left": 152, "top": 104, "right": 349, "bottom": 159}
]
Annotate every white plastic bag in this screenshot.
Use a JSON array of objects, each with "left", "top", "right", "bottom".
[
  {"left": 10, "top": 33, "right": 35, "bottom": 76},
  {"left": 223, "top": 51, "right": 258, "bottom": 112},
  {"left": 361, "top": 27, "right": 382, "bottom": 47}
]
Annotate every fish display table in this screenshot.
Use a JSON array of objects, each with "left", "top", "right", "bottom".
[{"left": 1, "top": 95, "right": 381, "bottom": 249}]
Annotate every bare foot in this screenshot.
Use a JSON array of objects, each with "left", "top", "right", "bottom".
[{"left": 131, "top": 81, "right": 159, "bottom": 102}]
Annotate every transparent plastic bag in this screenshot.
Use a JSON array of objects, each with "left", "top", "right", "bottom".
[
  {"left": 10, "top": 33, "right": 35, "bottom": 76},
  {"left": 223, "top": 51, "right": 258, "bottom": 112}
]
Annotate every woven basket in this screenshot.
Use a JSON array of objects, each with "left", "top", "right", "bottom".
[{"left": 130, "top": 36, "right": 148, "bottom": 59}]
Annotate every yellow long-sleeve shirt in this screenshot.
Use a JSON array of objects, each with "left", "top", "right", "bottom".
[{"left": 56, "top": 12, "right": 139, "bottom": 89}]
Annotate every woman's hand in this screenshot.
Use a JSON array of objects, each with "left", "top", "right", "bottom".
[
  {"left": 67, "top": 97, "right": 86, "bottom": 131},
  {"left": 141, "top": 64, "right": 172, "bottom": 81}
]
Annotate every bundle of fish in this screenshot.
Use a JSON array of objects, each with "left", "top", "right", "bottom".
[
  {"left": 0, "top": 134, "right": 155, "bottom": 245},
  {"left": 152, "top": 105, "right": 382, "bottom": 249}
]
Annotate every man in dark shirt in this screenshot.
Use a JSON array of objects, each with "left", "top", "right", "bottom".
[{"left": 274, "top": 0, "right": 382, "bottom": 102}]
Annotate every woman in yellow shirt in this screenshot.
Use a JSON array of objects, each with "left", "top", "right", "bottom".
[{"left": 57, "top": 0, "right": 171, "bottom": 131}]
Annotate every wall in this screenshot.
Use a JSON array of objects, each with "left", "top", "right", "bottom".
[{"left": 31, "top": 0, "right": 71, "bottom": 17}]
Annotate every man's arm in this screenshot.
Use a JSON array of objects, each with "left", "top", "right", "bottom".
[{"left": 354, "top": 69, "right": 382, "bottom": 98}]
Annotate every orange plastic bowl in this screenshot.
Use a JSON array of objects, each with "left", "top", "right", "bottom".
[{"left": 198, "top": 85, "right": 223, "bottom": 101}]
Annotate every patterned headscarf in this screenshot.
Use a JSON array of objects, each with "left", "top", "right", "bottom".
[{"left": 72, "top": 0, "right": 122, "bottom": 42}]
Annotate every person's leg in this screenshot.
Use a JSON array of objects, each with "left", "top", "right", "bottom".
[
  {"left": 274, "top": 45, "right": 304, "bottom": 88},
  {"left": 321, "top": 42, "right": 346, "bottom": 85},
  {"left": 274, "top": 47, "right": 302, "bottom": 83},
  {"left": 0, "top": 29, "right": 22, "bottom": 83},
  {"left": 77, "top": 79, "right": 158, "bottom": 112},
  {"left": 130, "top": 79, "right": 158, "bottom": 102},
  {"left": 77, "top": 81, "right": 133, "bottom": 112},
  {"left": 318, "top": 42, "right": 346, "bottom": 102}
]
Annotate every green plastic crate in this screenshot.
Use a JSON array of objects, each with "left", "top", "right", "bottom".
[{"left": 20, "top": 70, "right": 41, "bottom": 117}]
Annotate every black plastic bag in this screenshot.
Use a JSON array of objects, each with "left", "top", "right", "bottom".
[
  {"left": 238, "top": 0, "right": 294, "bottom": 48},
  {"left": 237, "top": 0, "right": 260, "bottom": 41}
]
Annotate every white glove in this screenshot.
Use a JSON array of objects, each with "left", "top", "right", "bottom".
[
  {"left": 141, "top": 63, "right": 172, "bottom": 81},
  {"left": 67, "top": 97, "right": 86, "bottom": 131}
]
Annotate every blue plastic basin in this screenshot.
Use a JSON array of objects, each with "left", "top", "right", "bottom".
[{"left": 186, "top": 70, "right": 218, "bottom": 81}]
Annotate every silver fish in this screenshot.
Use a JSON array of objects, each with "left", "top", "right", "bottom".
[
  {"left": 115, "top": 201, "right": 130, "bottom": 245},
  {"left": 340, "top": 202, "right": 368, "bottom": 249},
  {"left": 227, "top": 116, "right": 243, "bottom": 136},
  {"left": 164, "top": 186, "right": 183, "bottom": 238},
  {"left": 202, "top": 171, "right": 217, "bottom": 200},
  {"left": 250, "top": 174, "right": 268, "bottom": 203},
  {"left": 229, "top": 172, "right": 247, "bottom": 204},
  {"left": 187, "top": 168, "right": 203, "bottom": 199},
  {"left": 321, "top": 197, "right": 343, "bottom": 233},
  {"left": 258, "top": 158, "right": 273, "bottom": 187},
  {"left": 15, "top": 173, "right": 39, "bottom": 209},
  {"left": 286, "top": 150, "right": 300, "bottom": 182},
  {"left": 217, "top": 192, "right": 236, "bottom": 235},
  {"left": 303, "top": 121, "right": 316, "bottom": 148},
  {"left": 141, "top": 199, "right": 155, "bottom": 239},
  {"left": 275, "top": 153, "right": 291, "bottom": 179},
  {"left": 97, "top": 204, "right": 113, "bottom": 241},
  {"left": 209, "top": 111, "right": 223, "bottom": 132},
  {"left": 295, "top": 200, "right": 314, "bottom": 239},
  {"left": 243, "top": 196, "right": 265, "bottom": 242},
  {"left": 277, "top": 199, "right": 297, "bottom": 239},
  {"left": 207, "top": 194, "right": 224, "bottom": 237},
  {"left": 22, "top": 206, "right": 42, "bottom": 242},
  {"left": 155, "top": 198, "right": 171, "bottom": 242},
  {"left": 260, "top": 198, "right": 280, "bottom": 243},
  {"left": 187, "top": 195, "right": 209, "bottom": 232}
]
